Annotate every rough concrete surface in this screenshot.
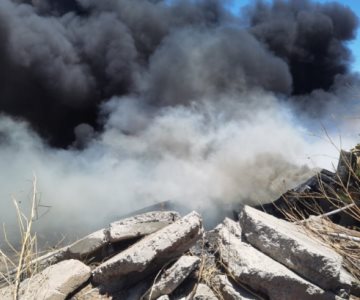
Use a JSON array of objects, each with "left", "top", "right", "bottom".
[
  {"left": 194, "top": 283, "right": 218, "bottom": 299},
  {"left": 240, "top": 205, "right": 350, "bottom": 295},
  {"left": 212, "top": 275, "right": 259, "bottom": 300},
  {"left": 0, "top": 259, "right": 91, "bottom": 300},
  {"left": 67, "top": 229, "right": 108, "bottom": 259},
  {"left": 143, "top": 255, "right": 200, "bottom": 299},
  {"left": 108, "top": 211, "right": 180, "bottom": 242},
  {"left": 217, "top": 224, "right": 339, "bottom": 300},
  {"left": 92, "top": 211, "right": 203, "bottom": 289}
]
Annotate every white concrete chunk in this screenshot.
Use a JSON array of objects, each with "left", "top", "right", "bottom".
[
  {"left": 0, "top": 248, "right": 68, "bottom": 289},
  {"left": 65, "top": 211, "right": 180, "bottom": 260},
  {"left": 212, "top": 275, "right": 259, "bottom": 300},
  {"left": 92, "top": 211, "right": 203, "bottom": 288},
  {"left": 144, "top": 255, "right": 200, "bottom": 300},
  {"left": 194, "top": 283, "right": 218, "bottom": 299},
  {"left": 217, "top": 224, "right": 339, "bottom": 300},
  {"left": 0, "top": 259, "right": 91, "bottom": 300},
  {"left": 239, "top": 205, "right": 351, "bottom": 294},
  {"left": 67, "top": 229, "right": 107, "bottom": 259},
  {"left": 109, "top": 211, "right": 181, "bottom": 242}
]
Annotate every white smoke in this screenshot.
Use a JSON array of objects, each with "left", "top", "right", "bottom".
[{"left": 1, "top": 89, "right": 358, "bottom": 243}]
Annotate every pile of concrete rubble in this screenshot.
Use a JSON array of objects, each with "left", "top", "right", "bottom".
[{"left": 1, "top": 204, "right": 359, "bottom": 300}]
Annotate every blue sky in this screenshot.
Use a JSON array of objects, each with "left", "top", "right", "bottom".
[{"left": 229, "top": 0, "right": 360, "bottom": 72}]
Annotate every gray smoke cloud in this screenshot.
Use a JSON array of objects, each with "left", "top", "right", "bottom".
[{"left": 0, "top": 0, "right": 359, "bottom": 242}]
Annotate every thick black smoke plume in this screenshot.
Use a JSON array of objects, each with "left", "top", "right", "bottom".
[
  {"left": 0, "top": 0, "right": 358, "bottom": 147},
  {"left": 247, "top": 0, "right": 358, "bottom": 94}
]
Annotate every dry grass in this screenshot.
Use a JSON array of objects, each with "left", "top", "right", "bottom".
[
  {"left": 0, "top": 176, "right": 40, "bottom": 299},
  {"left": 302, "top": 217, "right": 360, "bottom": 280}
]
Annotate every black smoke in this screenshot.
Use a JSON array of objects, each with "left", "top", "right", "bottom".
[
  {"left": 246, "top": 0, "right": 358, "bottom": 95},
  {"left": 0, "top": 0, "right": 358, "bottom": 147}
]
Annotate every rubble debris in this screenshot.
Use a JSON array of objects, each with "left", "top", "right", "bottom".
[
  {"left": 240, "top": 205, "right": 351, "bottom": 296},
  {"left": 1, "top": 157, "right": 359, "bottom": 300},
  {"left": 92, "top": 211, "right": 203, "bottom": 290},
  {"left": 66, "top": 229, "right": 108, "bottom": 260},
  {"left": 142, "top": 255, "right": 200, "bottom": 300},
  {"left": 217, "top": 223, "right": 339, "bottom": 300},
  {"left": 193, "top": 283, "right": 218, "bottom": 299},
  {"left": 0, "top": 259, "right": 90, "bottom": 300},
  {"left": 108, "top": 211, "right": 180, "bottom": 242},
  {"left": 70, "top": 283, "right": 110, "bottom": 299},
  {"left": 212, "top": 274, "right": 259, "bottom": 300}
]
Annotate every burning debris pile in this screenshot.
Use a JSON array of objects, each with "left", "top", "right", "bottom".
[
  {"left": 0, "top": 0, "right": 360, "bottom": 298},
  {"left": 1, "top": 147, "right": 360, "bottom": 300},
  {"left": 0, "top": 208, "right": 358, "bottom": 299}
]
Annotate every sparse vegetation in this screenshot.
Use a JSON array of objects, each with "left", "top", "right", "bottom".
[
  {"left": 279, "top": 145, "right": 360, "bottom": 282},
  {"left": 0, "top": 176, "right": 41, "bottom": 299}
]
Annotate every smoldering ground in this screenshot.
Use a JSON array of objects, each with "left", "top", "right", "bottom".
[{"left": 0, "top": 0, "right": 359, "bottom": 241}]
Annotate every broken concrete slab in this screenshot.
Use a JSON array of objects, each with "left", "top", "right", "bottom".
[
  {"left": 65, "top": 211, "right": 180, "bottom": 261},
  {"left": 217, "top": 224, "right": 339, "bottom": 300},
  {"left": 212, "top": 275, "right": 259, "bottom": 300},
  {"left": 108, "top": 211, "right": 181, "bottom": 242},
  {"left": 0, "top": 248, "right": 68, "bottom": 289},
  {"left": 240, "top": 205, "right": 351, "bottom": 295},
  {"left": 66, "top": 229, "right": 108, "bottom": 260},
  {"left": 92, "top": 211, "right": 203, "bottom": 290},
  {"left": 0, "top": 259, "right": 91, "bottom": 300},
  {"left": 143, "top": 255, "right": 200, "bottom": 300},
  {"left": 194, "top": 283, "right": 218, "bottom": 299}
]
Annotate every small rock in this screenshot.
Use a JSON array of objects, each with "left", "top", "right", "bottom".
[
  {"left": 92, "top": 211, "right": 203, "bottom": 290},
  {"left": 194, "top": 283, "right": 218, "bottom": 299},
  {"left": 212, "top": 275, "right": 259, "bottom": 300},
  {"left": 143, "top": 255, "right": 200, "bottom": 300},
  {"left": 0, "top": 259, "right": 91, "bottom": 300},
  {"left": 70, "top": 283, "right": 110, "bottom": 299},
  {"left": 240, "top": 205, "right": 351, "bottom": 295},
  {"left": 157, "top": 296, "right": 170, "bottom": 300}
]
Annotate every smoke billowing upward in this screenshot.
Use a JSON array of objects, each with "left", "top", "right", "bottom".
[
  {"left": 0, "top": 0, "right": 359, "bottom": 239},
  {"left": 247, "top": 0, "right": 358, "bottom": 95},
  {"left": 0, "top": 0, "right": 357, "bottom": 146}
]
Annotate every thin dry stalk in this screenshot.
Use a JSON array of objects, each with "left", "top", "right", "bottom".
[
  {"left": 302, "top": 217, "right": 360, "bottom": 281},
  {"left": 0, "top": 176, "right": 41, "bottom": 298},
  {"left": 13, "top": 175, "right": 39, "bottom": 300},
  {"left": 296, "top": 203, "right": 356, "bottom": 224}
]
